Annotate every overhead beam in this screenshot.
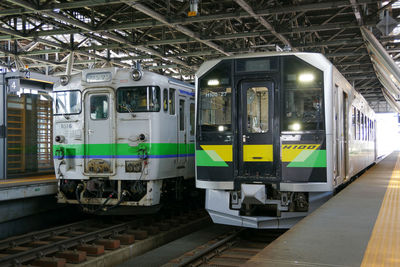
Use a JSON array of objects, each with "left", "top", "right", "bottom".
[
  {"left": 123, "top": 1, "right": 230, "bottom": 56},
  {"left": 0, "top": 0, "right": 378, "bottom": 20},
  {"left": 4, "top": 0, "right": 193, "bottom": 70},
  {"left": 234, "top": 0, "right": 296, "bottom": 50}
]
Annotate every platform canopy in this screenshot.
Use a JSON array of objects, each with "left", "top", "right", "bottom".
[{"left": 1, "top": 0, "right": 400, "bottom": 112}]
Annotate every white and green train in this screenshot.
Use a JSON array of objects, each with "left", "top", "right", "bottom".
[
  {"left": 53, "top": 67, "right": 195, "bottom": 214},
  {"left": 195, "top": 52, "right": 377, "bottom": 228}
]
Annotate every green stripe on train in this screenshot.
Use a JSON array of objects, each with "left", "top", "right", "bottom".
[
  {"left": 53, "top": 143, "right": 195, "bottom": 156},
  {"left": 195, "top": 150, "right": 229, "bottom": 167},
  {"left": 287, "top": 150, "right": 327, "bottom": 167}
]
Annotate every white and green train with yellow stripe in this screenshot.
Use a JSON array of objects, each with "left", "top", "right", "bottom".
[
  {"left": 196, "top": 52, "right": 376, "bottom": 228},
  {"left": 53, "top": 67, "right": 195, "bottom": 214}
]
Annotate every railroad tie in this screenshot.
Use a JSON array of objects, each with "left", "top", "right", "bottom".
[
  {"left": 31, "top": 257, "right": 66, "bottom": 267},
  {"left": 76, "top": 244, "right": 105, "bottom": 256},
  {"left": 126, "top": 229, "right": 148, "bottom": 240},
  {"left": 141, "top": 226, "right": 160, "bottom": 235},
  {"left": 95, "top": 239, "right": 120, "bottom": 250},
  {"left": 55, "top": 250, "right": 87, "bottom": 264},
  {"left": 153, "top": 222, "right": 171, "bottom": 231},
  {"left": 114, "top": 234, "right": 135, "bottom": 245},
  {"left": 5, "top": 246, "right": 30, "bottom": 253}
]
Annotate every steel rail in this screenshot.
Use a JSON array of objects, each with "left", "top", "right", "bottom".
[
  {"left": 0, "top": 220, "right": 134, "bottom": 267},
  {"left": 0, "top": 219, "right": 93, "bottom": 251},
  {"left": 174, "top": 230, "right": 243, "bottom": 267}
]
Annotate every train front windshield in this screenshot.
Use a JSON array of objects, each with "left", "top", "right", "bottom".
[
  {"left": 282, "top": 56, "right": 324, "bottom": 132},
  {"left": 117, "top": 86, "right": 160, "bottom": 113},
  {"left": 198, "top": 61, "right": 232, "bottom": 135},
  {"left": 54, "top": 91, "right": 81, "bottom": 115}
]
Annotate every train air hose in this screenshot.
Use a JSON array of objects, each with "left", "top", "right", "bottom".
[{"left": 75, "top": 184, "right": 129, "bottom": 213}]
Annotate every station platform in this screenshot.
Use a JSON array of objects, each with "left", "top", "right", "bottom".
[
  {"left": 0, "top": 174, "right": 57, "bottom": 201},
  {"left": 245, "top": 151, "right": 400, "bottom": 266}
]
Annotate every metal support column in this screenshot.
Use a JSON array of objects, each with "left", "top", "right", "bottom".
[{"left": 0, "top": 74, "right": 6, "bottom": 179}]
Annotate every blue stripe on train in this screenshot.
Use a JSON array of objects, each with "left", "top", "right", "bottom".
[{"left": 53, "top": 154, "right": 195, "bottom": 159}]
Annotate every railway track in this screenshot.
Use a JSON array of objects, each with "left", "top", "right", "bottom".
[
  {"left": 164, "top": 228, "right": 286, "bottom": 267},
  {"left": 0, "top": 208, "right": 210, "bottom": 267}
]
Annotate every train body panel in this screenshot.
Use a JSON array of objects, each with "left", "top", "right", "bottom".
[
  {"left": 195, "top": 52, "right": 376, "bottom": 228},
  {"left": 53, "top": 68, "right": 195, "bottom": 212}
]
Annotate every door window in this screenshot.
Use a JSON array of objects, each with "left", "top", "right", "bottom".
[
  {"left": 190, "top": 103, "right": 195, "bottom": 135},
  {"left": 179, "top": 99, "right": 185, "bottom": 131},
  {"left": 163, "top": 88, "right": 168, "bottom": 112},
  {"left": 246, "top": 87, "right": 269, "bottom": 133},
  {"left": 90, "top": 95, "right": 108, "bottom": 120},
  {"left": 169, "top": 88, "right": 176, "bottom": 115}
]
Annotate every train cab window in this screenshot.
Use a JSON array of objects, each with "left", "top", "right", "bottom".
[
  {"left": 179, "top": 99, "right": 185, "bottom": 131},
  {"left": 198, "top": 60, "right": 232, "bottom": 133},
  {"left": 163, "top": 89, "right": 168, "bottom": 112},
  {"left": 247, "top": 87, "right": 269, "bottom": 133},
  {"left": 90, "top": 95, "right": 108, "bottom": 120},
  {"left": 117, "top": 86, "right": 160, "bottom": 113},
  {"left": 54, "top": 90, "right": 81, "bottom": 115},
  {"left": 282, "top": 56, "right": 324, "bottom": 131},
  {"left": 190, "top": 103, "right": 195, "bottom": 135},
  {"left": 169, "top": 88, "right": 176, "bottom": 115}
]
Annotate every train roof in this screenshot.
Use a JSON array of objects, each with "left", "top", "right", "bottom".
[
  {"left": 196, "top": 51, "right": 332, "bottom": 78},
  {"left": 53, "top": 67, "right": 194, "bottom": 92}
]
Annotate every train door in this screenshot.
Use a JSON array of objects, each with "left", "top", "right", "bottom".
[
  {"left": 84, "top": 89, "right": 115, "bottom": 174},
  {"left": 177, "top": 96, "right": 187, "bottom": 168},
  {"left": 335, "top": 86, "right": 348, "bottom": 182},
  {"left": 342, "top": 92, "right": 349, "bottom": 179},
  {"left": 237, "top": 80, "right": 276, "bottom": 177}
]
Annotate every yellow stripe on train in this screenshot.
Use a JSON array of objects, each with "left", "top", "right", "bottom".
[
  {"left": 243, "top": 145, "right": 273, "bottom": 162},
  {"left": 200, "top": 145, "right": 233, "bottom": 162},
  {"left": 281, "top": 144, "right": 321, "bottom": 162}
]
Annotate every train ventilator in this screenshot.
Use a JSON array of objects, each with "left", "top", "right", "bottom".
[{"left": 195, "top": 52, "right": 376, "bottom": 228}]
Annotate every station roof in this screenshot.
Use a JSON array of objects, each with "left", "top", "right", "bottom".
[{"left": 0, "top": 0, "right": 399, "bottom": 112}]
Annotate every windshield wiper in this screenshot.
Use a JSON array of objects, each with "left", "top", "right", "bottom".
[{"left": 120, "top": 104, "right": 136, "bottom": 117}]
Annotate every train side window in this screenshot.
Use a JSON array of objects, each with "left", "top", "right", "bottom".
[
  {"left": 361, "top": 114, "right": 364, "bottom": 140},
  {"left": 163, "top": 89, "right": 168, "bottom": 112},
  {"left": 179, "top": 99, "right": 185, "bottom": 131},
  {"left": 352, "top": 107, "right": 356, "bottom": 139},
  {"left": 90, "top": 95, "right": 108, "bottom": 120},
  {"left": 363, "top": 115, "right": 366, "bottom": 140},
  {"left": 372, "top": 121, "right": 374, "bottom": 140},
  {"left": 367, "top": 118, "right": 370, "bottom": 141},
  {"left": 357, "top": 110, "right": 360, "bottom": 140},
  {"left": 190, "top": 103, "right": 195, "bottom": 136},
  {"left": 169, "top": 88, "right": 176, "bottom": 115},
  {"left": 370, "top": 119, "right": 373, "bottom": 140}
]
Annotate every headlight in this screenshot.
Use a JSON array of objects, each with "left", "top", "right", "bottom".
[
  {"left": 131, "top": 69, "right": 142, "bottom": 81},
  {"left": 60, "top": 75, "right": 70, "bottom": 86}
]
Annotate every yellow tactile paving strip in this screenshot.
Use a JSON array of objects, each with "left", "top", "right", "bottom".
[
  {"left": 361, "top": 155, "right": 400, "bottom": 267},
  {"left": 0, "top": 174, "right": 56, "bottom": 185}
]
